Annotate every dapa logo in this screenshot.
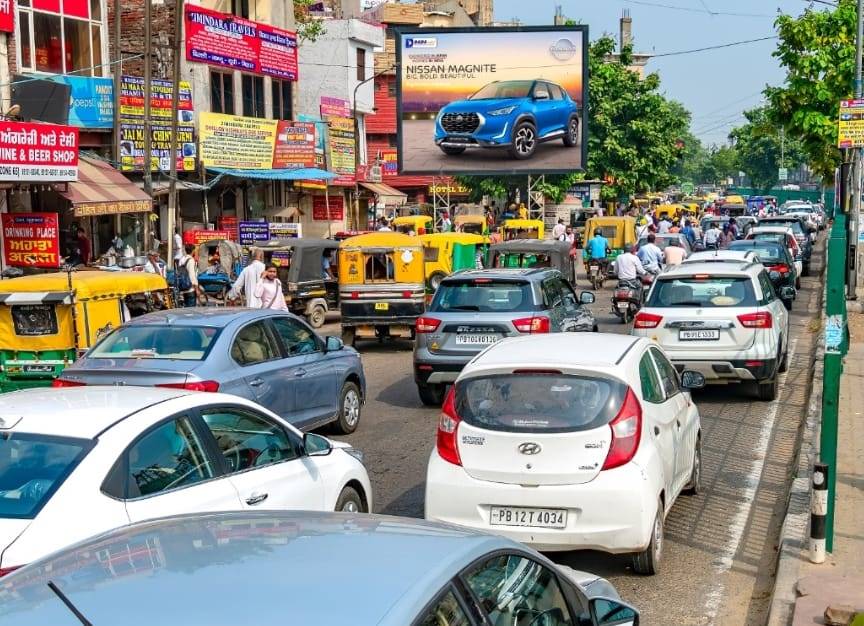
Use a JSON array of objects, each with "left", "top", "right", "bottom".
[
  {"left": 549, "top": 38, "right": 577, "bottom": 62},
  {"left": 406, "top": 37, "right": 437, "bottom": 49}
]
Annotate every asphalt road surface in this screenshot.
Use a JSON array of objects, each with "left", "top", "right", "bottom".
[{"left": 325, "top": 239, "right": 824, "bottom": 625}]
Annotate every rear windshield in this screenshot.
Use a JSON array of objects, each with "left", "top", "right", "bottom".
[
  {"left": 647, "top": 276, "right": 757, "bottom": 308},
  {"left": 431, "top": 281, "right": 536, "bottom": 313},
  {"left": 11, "top": 305, "right": 58, "bottom": 337},
  {"left": 728, "top": 243, "right": 784, "bottom": 264},
  {"left": 88, "top": 325, "right": 220, "bottom": 360},
  {"left": 456, "top": 374, "right": 626, "bottom": 433},
  {"left": 762, "top": 220, "right": 803, "bottom": 235},
  {"left": 0, "top": 432, "right": 91, "bottom": 519}
]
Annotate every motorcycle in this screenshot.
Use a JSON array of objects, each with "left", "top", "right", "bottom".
[
  {"left": 587, "top": 258, "right": 608, "bottom": 290},
  {"left": 612, "top": 266, "right": 657, "bottom": 324}
]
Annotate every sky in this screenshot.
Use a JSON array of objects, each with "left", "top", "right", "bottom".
[{"left": 493, "top": 0, "right": 814, "bottom": 147}]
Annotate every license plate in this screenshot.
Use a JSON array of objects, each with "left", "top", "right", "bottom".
[
  {"left": 490, "top": 506, "right": 567, "bottom": 529},
  {"left": 590, "top": 265, "right": 599, "bottom": 271},
  {"left": 23, "top": 364, "right": 54, "bottom": 373},
  {"left": 679, "top": 329, "right": 720, "bottom": 341},
  {"left": 617, "top": 302, "right": 629, "bottom": 309},
  {"left": 374, "top": 302, "right": 389, "bottom": 311},
  {"left": 456, "top": 334, "right": 498, "bottom": 345}
]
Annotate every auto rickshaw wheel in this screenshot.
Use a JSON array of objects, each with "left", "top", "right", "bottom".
[
  {"left": 341, "top": 327, "right": 356, "bottom": 347},
  {"left": 308, "top": 304, "right": 326, "bottom": 328}
]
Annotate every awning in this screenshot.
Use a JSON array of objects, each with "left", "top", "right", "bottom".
[
  {"left": 359, "top": 182, "right": 408, "bottom": 204},
  {"left": 208, "top": 167, "right": 338, "bottom": 181},
  {"left": 59, "top": 156, "right": 152, "bottom": 217}
]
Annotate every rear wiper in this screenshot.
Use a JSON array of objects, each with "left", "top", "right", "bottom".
[
  {"left": 48, "top": 580, "right": 92, "bottom": 626},
  {"left": 447, "top": 305, "right": 481, "bottom": 311},
  {"left": 666, "top": 301, "right": 704, "bottom": 307}
]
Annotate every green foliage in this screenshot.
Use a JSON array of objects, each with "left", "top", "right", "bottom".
[
  {"left": 294, "top": 0, "right": 326, "bottom": 42},
  {"left": 730, "top": 106, "right": 806, "bottom": 192}
]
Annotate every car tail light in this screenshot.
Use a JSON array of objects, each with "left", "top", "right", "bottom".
[
  {"left": 633, "top": 312, "right": 663, "bottom": 329},
  {"left": 350, "top": 291, "right": 359, "bottom": 299},
  {"left": 0, "top": 566, "right": 21, "bottom": 577},
  {"left": 602, "top": 387, "right": 642, "bottom": 471},
  {"left": 415, "top": 317, "right": 441, "bottom": 333},
  {"left": 156, "top": 381, "right": 220, "bottom": 392},
  {"left": 51, "top": 379, "right": 85, "bottom": 388},
  {"left": 737, "top": 312, "right": 773, "bottom": 328},
  {"left": 768, "top": 264, "right": 790, "bottom": 275},
  {"left": 436, "top": 387, "right": 462, "bottom": 466},
  {"left": 512, "top": 316, "right": 550, "bottom": 334},
  {"left": 614, "top": 288, "right": 633, "bottom": 299},
  {"left": 402, "top": 290, "right": 412, "bottom": 298}
]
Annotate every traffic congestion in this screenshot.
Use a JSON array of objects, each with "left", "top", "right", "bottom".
[{"left": 0, "top": 192, "right": 826, "bottom": 624}]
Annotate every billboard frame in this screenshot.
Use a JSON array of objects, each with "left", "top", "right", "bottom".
[{"left": 394, "top": 24, "right": 589, "bottom": 177}]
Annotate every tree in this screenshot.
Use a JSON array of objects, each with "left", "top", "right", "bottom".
[
  {"left": 294, "top": 0, "right": 326, "bottom": 42},
  {"left": 730, "top": 106, "right": 805, "bottom": 191},
  {"left": 765, "top": 0, "right": 857, "bottom": 181}
]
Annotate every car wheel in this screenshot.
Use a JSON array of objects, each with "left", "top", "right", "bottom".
[
  {"left": 418, "top": 383, "right": 446, "bottom": 406},
  {"left": 429, "top": 271, "right": 447, "bottom": 291},
  {"left": 341, "top": 326, "right": 355, "bottom": 348},
  {"left": 509, "top": 121, "right": 537, "bottom": 160},
  {"left": 632, "top": 498, "right": 664, "bottom": 575},
  {"left": 440, "top": 146, "right": 466, "bottom": 156},
  {"left": 783, "top": 298, "right": 793, "bottom": 311},
  {"left": 563, "top": 115, "right": 579, "bottom": 147},
  {"left": 683, "top": 436, "right": 702, "bottom": 495},
  {"left": 335, "top": 486, "right": 365, "bottom": 513},
  {"left": 308, "top": 304, "right": 326, "bottom": 329},
  {"left": 334, "top": 381, "right": 362, "bottom": 434},
  {"left": 756, "top": 376, "right": 778, "bottom": 401},
  {"left": 779, "top": 346, "right": 789, "bottom": 373}
]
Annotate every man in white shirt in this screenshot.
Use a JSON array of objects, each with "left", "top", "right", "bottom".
[
  {"left": 704, "top": 224, "right": 722, "bottom": 248},
  {"left": 143, "top": 250, "right": 166, "bottom": 277},
  {"left": 228, "top": 248, "right": 265, "bottom": 307},
  {"left": 173, "top": 228, "right": 183, "bottom": 265},
  {"left": 657, "top": 218, "right": 672, "bottom": 234},
  {"left": 616, "top": 244, "right": 647, "bottom": 282},
  {"left": 551, "top": 219, "right": 567, "bottom": 241}
]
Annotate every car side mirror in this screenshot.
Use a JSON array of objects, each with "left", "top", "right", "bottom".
[
  {"left": 534, "top": 89, "right": 550, "bottom": 100},
  {"left": 303, "top": 433, "right": 332, "bottom": 457},
  {"left": 680, "top": 370, "right": 706, "bottom": 390},
  {"left": 325, "top": 336, "right": 344, "bottom": 352},
  {"left": 579, "top": 291, "right": 595, "bottom": 304},
  {"left": 589, "top": 597, "right": 639, "bottom": 626},
  {"left": 780, "top": 286, "right": 796, "bottom": 300}
]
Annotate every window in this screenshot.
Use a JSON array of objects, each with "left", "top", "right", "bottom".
[
  {"left": 271, "top": 317, "right": 320, "bottom": 356},
  {"left": 11, "top": 305, "right": 58, "bottom": 336},
  {"left": 464, "top": 554, "right": 574, "bottom": 626},
  {"left": 242, "top": 74, "right": 266, "bottom": 118},
  {"left": 272, "top": 79, "right": 293, "bottom": 120},
  {"left": 127, "top": 417, "right": 215, "bottom": 498},
  {"left": 200, "top": 408, "right": 299, "bottom": 473},
  {"left": 647, "top": 276, "right": 757, "bottom": 308},
  {"left": 231, "top": 321, "right": 279, "bottom": 365},
  {"left": 541, "top": 279, "right": 562, "bottom": 308},
  {"left": 17, "top": 0, "right": 105, "bottom": 76},
  {"left": 388, "top": 80, "right": 397, "bottom": 98},
  {"left": 231, "top": 0, "right": 249, "bottom": 18},
  {"left": 547, "top": 83, "right": 564, "bottom": 100},
  {"left": 356, "top": 48, "right": 367, "bottom": 82},
  {"left": 431, "top": 280, "right": 535, "bottom": 313},
  {"left": 88, "top": 325, "right": 219, "bottom": 361},
  {"left": 758, "top": 272, "right": 776, "bottom": 303},
  {"left": 416, "top": 589, "right": 471, "bottom": 626},
  {"left": 639, "top": 352, "right": 664, "bottom": 404},
  {"left": 364, "top": 253, "right": 395, "bottom": 283},
  {"left": 650, "top": 348, "right": 681, "bottom": 398},
  {"left": 424, "top": 246, "right": 440, "bottom": 263},
  {"left": 211, "top": 71, "right": 234, "bottom": 115}
]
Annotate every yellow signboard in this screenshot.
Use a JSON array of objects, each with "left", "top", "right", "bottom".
[
  {"left": 199, "top": 113, "right": 278, "bottom": 169},
  {"left": 428, "top": 183, "right": 471, "bottom": 195},
  {"left": 838, "top": 99, "right": 864, "bottom": 148},
  {"left": 73, "top": 200, "right": 153, "bottom": 217}
]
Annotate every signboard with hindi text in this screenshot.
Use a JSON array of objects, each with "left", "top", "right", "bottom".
[
  {"left": 838, "top": 99, "right": 864, "bottom": 148},
  {"left": 272, "top": 121, "right": 316, "bottom": 169},
  {"left": 1, "top": 213, "right": 60, "bottom": 268},
  {"left": 312, "top": 195, "right": 345, "bottom": 221},
  {"left": 326, "top": 116, "right": 356, "bottom": 186}
]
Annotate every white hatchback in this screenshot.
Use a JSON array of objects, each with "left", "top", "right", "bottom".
[
  {"left": 425, "top": 333, "right": 704, "bottom": 575},
  {"left": 0, "top": 387, "right": 372, "bottom": 575}
]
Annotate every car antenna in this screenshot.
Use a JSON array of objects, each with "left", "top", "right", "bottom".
[{"left": 47, "top": 580, "right": 93, "bottom": 626}]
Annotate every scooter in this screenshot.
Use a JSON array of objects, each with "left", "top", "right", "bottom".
[
  {"left": 587, "top": 258, "right": 608, "bottom": 290},
  {"left": 612, "top": 267, "right": 656, "bottom": 324}
]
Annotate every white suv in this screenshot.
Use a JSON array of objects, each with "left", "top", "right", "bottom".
[
  {"left": 632, "top": 260, "right": 791, "bottom": 400},
  {"left": 425, "top": 333, "right": 704, "bottom": 575}
]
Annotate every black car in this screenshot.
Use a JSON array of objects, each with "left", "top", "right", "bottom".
[
  {"left": 728, "top": 240, "right": 796, "bottom": 309},
  {"left": 758, "top": 216, "right": 813, "bottom": 275}
]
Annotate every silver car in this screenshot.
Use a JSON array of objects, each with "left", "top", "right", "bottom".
[{"left": 414, "top": 268, "right": 596, "bottom": 405}]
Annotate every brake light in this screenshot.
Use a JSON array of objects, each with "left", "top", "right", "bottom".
[
  {"left": 51, "top": 379, "right": 85, "bottom": 388},
  {"left": 768, "top": 264, "right": 790, "bottom": 275},
  {"left": 402, "top": 290, "right": 412, "bottom": 298},
  {"left": 350, "top": 291, "right": 359, "bottom": 299},
  {"left": 633, "top": 312, "right": 663, "bottom": 329},
  {"left": 602, "top": 387, "right": 642, "bottom": 470},
  {"left": 512, "top": 316, "right": 550, "bottom": 333},
  {"left": 473, "top": 278, "right": 492, "bottom": 284},
  {"left": 156, "top": 381, "right": 220, "bottom": 392},
  {"left": 415, "top": 317, "right": 441, "bottom": 333},
  {"left": 0, "top": 566, "right": 20, "bottom": 577},
  {"left": 614, "top": 288, "right": 633, "bottom": 299},
  {"left": 737, "top": 312, "right": 773, "bottom": 328},
  {"left": 436, "top": 387, "right": 462, "bottom": 466}
]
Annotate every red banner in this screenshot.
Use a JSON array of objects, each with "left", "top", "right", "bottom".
[
  {"left": 0, "top": 0, "right": 14, "bottom": 32},
  {"left": 312, "top": 195, "right": 345, "bottom": 221},
  {"left": 184, "top": 4, "right": 298, "bottom": 80},
  {"left": 183, "top": 229, "right": 234, "bottom": 245},
  {"left": 0, "top": 121, "right": 79, "bottom": 181},
  {"left": 1, "top": 213, "right": 60, "bottom": 268},
  {"left": 272, "top": 121, "right": 316, "bottom": 169}
]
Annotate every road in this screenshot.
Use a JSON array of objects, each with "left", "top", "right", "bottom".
[{"left": 325, "top": 240, "right": 823, "bottom": 625}]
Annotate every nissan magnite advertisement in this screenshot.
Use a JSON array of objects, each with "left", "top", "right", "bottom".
[{"left": 396, "top": 26, "right": 588, "bottom": 175}]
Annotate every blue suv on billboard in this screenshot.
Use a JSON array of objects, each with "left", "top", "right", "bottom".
[{"left": 434, "top": 79, "right": 580, "bottom": 160}]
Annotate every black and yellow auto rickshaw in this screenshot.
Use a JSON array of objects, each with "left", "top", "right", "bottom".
[
  {"left": 254, "top": 238, "right": 340, "bottom": 328},
  {"left": 490, "top": 240, "right": 577, "bottom": 285},
  {"left": 338, "top": 232, "right": 425, "bottom": 347}
]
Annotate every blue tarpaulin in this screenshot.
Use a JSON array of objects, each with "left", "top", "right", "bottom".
[{"left": 208, "top": 167, "right": 338, "bottom": 180}]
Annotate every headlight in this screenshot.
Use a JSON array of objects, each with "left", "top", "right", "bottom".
[
  {"left": 343, "top": 447, "right": 365, "bottom": 464},
  {"left": 488, "top": 106, "right": 517, "bottom": 116}
]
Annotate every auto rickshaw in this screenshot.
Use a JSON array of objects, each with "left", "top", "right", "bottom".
[
  {"left": 420, "top": 233, "right": 489, "bottom": 290},
  {"left": 338, "top": 232, "right": 425, "bottom": 347},
  {"left": 724, "top": 203, "right": 749, "bottom": 218},
  {"left": 392, "top": 215, "right": 434, "bottom": 235},
  {"left": 254, "top": 238, "right": 340, "bottom": 328},
  {"left": 453, "top": 214, "right": 488, "bottom": 235},
  {"left": 582, "top": 216, "right": 638, "bottom": 278},
  {"left": 490, "top": 240, "right": 576, "bottom": 285},
  {"left": 195, "top": 238, "right": 244, "bottom": 303},
  {"left": 500, "top": 218, "right": 544, "bottom": 240},
  {"left": 0, "top": 270, "right": 172, "bottom": 391},
  {"left": 656, "top": 204, "right": 682, "bottom": 221}
]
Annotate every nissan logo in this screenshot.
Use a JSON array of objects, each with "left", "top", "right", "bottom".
[
  {"left": 456, "top": 115, "right": 465, "bottom": 122},
  {"left": 549, "top": 38, "right": 577, "bottom": 62},
  {"left": 518, "top": 442, "right": 542, "bottom": 455}
]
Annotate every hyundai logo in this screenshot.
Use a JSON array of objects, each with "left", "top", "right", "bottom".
[{"left": 518, "top": 442, "right": 542, "bottom": 455}]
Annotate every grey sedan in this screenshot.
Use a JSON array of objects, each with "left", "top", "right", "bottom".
[
  {"left": 54, "top": 308, "right": 365, "bottom": 433},
  {"left": 0, "top": 510, "right": 640, "bottom": 626}
]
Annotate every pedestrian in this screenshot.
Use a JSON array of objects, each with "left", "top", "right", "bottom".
[
  {"left": 322, "top": 249, "right": 335, "bottom": 279},
  {"left": 657, "top": 216, "right": 672, "bottom": 234},
  {"left": 663, "top": 239, "right": 686, "bottom": 266},
  {"left": 681, "top": 220, "right": 696, "bottom": 246},
  {"left": 176, "top": 244, "right": 201, "bottom": 307},
  {"left": 719, "top": 224, "right": 733, "bottom": 249},
  {"left": 517, "top": 203, "right": 528, "bottom": 220},
  {"left": 636, "top": 219, "right": 651, "bottom": 240},
  {"left": 552, "top": 218, "right": 567, "bottom": 241},
  {"left": 143, "top": 249, "right": 166, "bottom": 277},
  {"left": 440, "top": 212, "right": 452, "bottom": 232},
  {"left": 559, "top": 226, "right": 575, "bottom": 244},
  {"left": 668, "top": 219, "right": 681, "bottom": 234},
  {"left": 228, "top": 248, "right": 265, "bottom": 307},
  {"left": 377, "top": 217, "right": 391, "bottom": 232},
  {"left": 728, "top": 217, "right": 739, "bottom": 240},
  {"left": 703, "top": 222, "right": 722, "bottom": 249},
  {"left": 76, "top": 227, "right": 91, "bottom": 265},
  {"left": 173, "top": 227, "right": 183, "bottom": 266},
  {"left": 254, "top": 264, "right": 289, "bottom": 310}
]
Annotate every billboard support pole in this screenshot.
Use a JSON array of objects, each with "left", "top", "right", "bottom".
[
  {"left": 432, "top": 177, "right": 451, "bottom": 229},
  {"left": 528, "top": 174, "right": 545, "bottom": 224}
]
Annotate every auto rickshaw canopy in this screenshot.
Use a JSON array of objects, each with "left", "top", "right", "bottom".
[
  {"left": 0, "top": 271, "right": 168, "bottom": 301},
  {"left": 583, "top": 216, "right": 638, "bottom": 250},
  {"left": 392, "top": 215, "right": 434, "bottom": 233},
  {"left": 254, "top": 238, "right": 339, "bottom": 284},
  {"left": 501, "top": 219, "right": 544, "bottom": 240}
]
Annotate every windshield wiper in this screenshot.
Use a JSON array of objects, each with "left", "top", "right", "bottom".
[
  {"left": 48, "top": 580, "right": 92, "bottom": 626},
  {"left": 664, "top": 301, "right": 704, "bottom": 307}
]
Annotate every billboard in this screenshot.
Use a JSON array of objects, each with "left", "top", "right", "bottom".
[
  {"left": 0, "top": 121, "right": 79, "bottom": 181},
  {"left": 838, "top": 99, "right": 864, "bottom": 148},
  {"left": 396, "top": 26, "right": 588, "bottom": 175},
  {"left": 47, "top": 76, "right": 114, "bottom": 129},
  {"left": 2, "top": 213, "right": 60, "bottom": 268}
]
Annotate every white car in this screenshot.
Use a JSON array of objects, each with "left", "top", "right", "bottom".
[
  {"left": 632, "top": 260, "right": 791, "bottom": 401},
  {"left": 0, "top": 387, "right": 372, "bottom": 575},
  {"left": 425, "top": 333, "right": 704, "bottom": 575},
  {"left": 682, "top": 249, "right": 759, "bottom": 265}
]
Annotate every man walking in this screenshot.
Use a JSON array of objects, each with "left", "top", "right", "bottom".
[
  {"left": 176, "top": 244, "right": 201, "bottom": 307},
  {"left": 228, "top": 248, "right": 266, "bottom": 307}
]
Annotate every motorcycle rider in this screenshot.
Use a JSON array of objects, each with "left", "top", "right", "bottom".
[
  {"left": 617, "top": 243, "right": 647, "bottom": 286},
  {"left": 586, "top": 229, "right": 611, "bottom": 276},
  {"left": 637, "top": 233, "right": 664, "bottom": 274}
]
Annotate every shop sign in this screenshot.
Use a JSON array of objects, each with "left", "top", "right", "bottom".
[
  {"left": 268, "top": 222, "right": 301, "bottom": 239},
  {"left": 218, "top": 216, "right": 238, "bottom": 232},
  {"left": 312, "top": 195, "right": 345, "bottom": 221},
  {"left": 428, "top": 182, "right": 471, "bottom": 195},
  {"left": 185, "top": 4, "right": 298, "bottom": 80},
  {"left": 381, "top": 150, "right": 398, "bottom": 176},
  {"left": 1, "top": 213, "right": 60, "bottom": 268},
  {"left": 183, "top": 229, "right": 234, "bottom": 245},
  {"left": 0, "top": 0, "right": 13, "bottom": 33},
  {"left": 119, "top": 123, "right": 196, "bottom": 172},
  {"left": 73, "top": 200, "right": 152, "bottom": 217},
  {"left": 320, "top": 96, "right": 351, "bottom": 118},
  {"left": 0, "top": 121, "right": 79, "bottom": 182},
  {"left": 48, "top": 76, "right": 114, "bottom": 129},
  {"left": 325, "top": 116, "right": 355, "bottom": 186},
  {"left": 199, "top": 113, "right": 278, "bottom": 170},
  {"left": 238, "top": 220, "right": 271, "bottom": 245},
  {"left": 272, "top": 121, "right": 316, "bottom": 169},
  {"left": 119, "top": 76, "right": 194, "bottom": 120},
  {"left": 838, "top": 99, "right": 864, "bottom": 148}
]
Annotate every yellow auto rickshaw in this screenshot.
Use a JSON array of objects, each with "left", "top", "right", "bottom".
[
  {"left": 0, "top": 271, "right": 172, "bottom": 391},
  {"left": 656, "top": 204, "right": 683, "bottom": 221},
  {"left": 392, "top": 215, "right": 434, "bottom": 235},
  {"left": 501, "top": 218, "right": 544, "bottom": 240},
  {"left": 454, "top": 214, "right": 489, "bottom": 235},
  {"left": 338, "top": 232, "right": 426, "bottom": 347},
  {"left": 420, "top": 233, "right": 488, "bottom": 290}
]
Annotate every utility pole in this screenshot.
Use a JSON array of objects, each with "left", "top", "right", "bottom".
[
  {"left": 142, "top": 0, "right": 153, "bottom": 198},
  {"left": 166, "top": 0, "right": 185, "bottom": 262},
  {"left": 848, "top": 0, "right": 864, "bottom": 298}
]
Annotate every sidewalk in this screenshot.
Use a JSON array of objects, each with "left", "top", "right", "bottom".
[{"left": 769, "top": 314, "right": 864, "bottom": 625}]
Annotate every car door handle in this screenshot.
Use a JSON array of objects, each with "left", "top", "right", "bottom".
[
  {"left": 249, "top": 378, "right": 264, "bottom": 387},
  {"left": 294, "top": 368, "right": 307, "bottom": 378},
  {"left": 245, "top": 492, "right": 269, "bottom": 506},
  {"left": 654, "top": 426, "right": 660, "bottom": 436}
]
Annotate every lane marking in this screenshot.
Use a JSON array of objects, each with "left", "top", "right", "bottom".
[{"left": 702, "top": 337, "right": 799, "bottom": 620}]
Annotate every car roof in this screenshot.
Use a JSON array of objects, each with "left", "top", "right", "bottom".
[
  {"left": 0, "top": 387, "right": 190, "bottom": 438},
  {"left": 122, "top": 307, "right": 283, "bottom": 328},
  {"left": 445, "top": 267, "right": 553, "bottom": 282},
  {"left": 0, "top": 511, "right": 524, "bottom": 626},
  {"left": 466, "top": 333, "right": 643, "bottom": 371},
  {"left": 683, "top": 250, "right": 756, "bottom": 264},
  {"left": 661, "top": 261, "right": 759, "bottom": 278},
  {"left": 729, "top": 240, "right": 784, "bottom": 249},
  {"left": 750, "top": 226, "right": 793, "bottom": 234}
]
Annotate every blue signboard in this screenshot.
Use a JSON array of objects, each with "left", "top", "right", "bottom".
[
  {"left": 48, "top": 76, "right": 114, "bottom": 129},
  {"left": 238, "top": 221, "right": 271, "bottom": 245}
]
